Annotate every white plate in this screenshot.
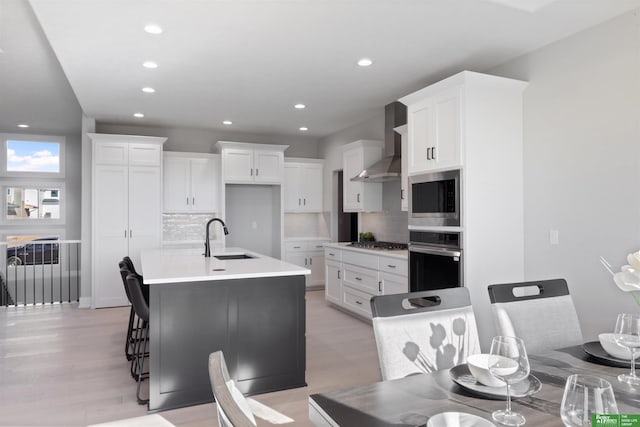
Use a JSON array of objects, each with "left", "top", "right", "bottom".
[{"left": 427, "top": 412, "right": 496, "bottom": 427}]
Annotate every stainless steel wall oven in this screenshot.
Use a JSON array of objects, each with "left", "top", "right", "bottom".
[{"left": 409, "top": 230, "right": 463, "bottom": 292}]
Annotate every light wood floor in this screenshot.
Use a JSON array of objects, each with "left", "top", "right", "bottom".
[{"left": 0, "top": 290, "right": 382, "bottom": 426}]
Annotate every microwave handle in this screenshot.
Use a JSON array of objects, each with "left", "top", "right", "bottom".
[{"left": 409, "top": 244, "right": 460, "bottom": 258}]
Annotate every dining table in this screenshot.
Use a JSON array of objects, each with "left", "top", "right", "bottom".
[{"left": 308, "top": 344, "right": 640, "bottom": 426}]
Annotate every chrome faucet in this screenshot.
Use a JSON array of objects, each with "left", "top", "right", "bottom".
[{"left": 204, "top": 218, "right": 229, "bottom": 257}]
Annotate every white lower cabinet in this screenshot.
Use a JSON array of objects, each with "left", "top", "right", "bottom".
[
  {"left": 284, "top": 240, "right": 329, "bottom": 288},
  {"left": 324, "top": 246, "right": 408, "bottom": 319}
]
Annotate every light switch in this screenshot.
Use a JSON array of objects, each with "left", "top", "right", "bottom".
[{"left": 550, "top": 229, "right": 559, "bottom": 245}]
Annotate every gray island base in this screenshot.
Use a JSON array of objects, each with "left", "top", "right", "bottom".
[{"left": 141, "top": 248, "right": 309, "bottom": 412}]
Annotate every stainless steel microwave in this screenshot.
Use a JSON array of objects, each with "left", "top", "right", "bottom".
[{"left": 409, "top": 169, "right": 461, "bottom": 227}]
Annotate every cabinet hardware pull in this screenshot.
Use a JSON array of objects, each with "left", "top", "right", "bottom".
[
  {"left": 357, "top": 193, "right": 360, "bottom": 203},
  {"left": 355, "top": 300, "right": 362, "bottom": 305},
  {"left": 251, "top": 168, "right": 253, "bottom": 176},
  {"left": 256, "top": 168, "right": 259, "bottom": 176},
  {"left": 298, "top": 198, "right": 301, "bottom": 206},
  {"left": 124, "top": 230, "right": 127, "bottom": 238},
  {"left": 303, "top": 198, "right": 306, "bottom": 205},
  {"left": 316, "top": 245, "right": 322, "bottom": 248},
  {"left": 427, "top": 147, "right": 431, "bottom": 160},
  {"left": 379, "top": 281, "right": 382, "bottom": 293},
  {"left": 387, "top": 264, "right": 396, "bottom": 268},
  {"left": 432, "top": 146, "right": 436, "bottom": 159},
  {"left": 305, "top": 258, "right": 307, "bottom": 266},
  {"left": 192, "top": 197, "right": 195, "bottom": 205},
  {"left": 337, "top": 270, "right": 340, "bottom": 279},
  {"left": 355, "top": 277, "right": 362, "bottom": 281},
  {"left": 130, "top": 229, "right": 133, "bottom": 237},
  {"left": 309, "top": 258, "right": 312, "bottom": 265},
  {"left": 329, "top": 253, "right": 335, "bottom": 256},
  {"left": 186, "top": 197, "right": 189, "bottom": 205},
  {"left": 293, "top": 246, "right": 301, "bottom": 249},
  {"left": 401, "top": 189, "right": 404, "bottom": 200}
]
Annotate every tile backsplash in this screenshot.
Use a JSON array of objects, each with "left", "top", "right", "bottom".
[
  {"left": 360, "top": 181, "right": 409, "bottom": 243},
  {"left": 163, "top": 213, "right": 222, "bottom": 242}
]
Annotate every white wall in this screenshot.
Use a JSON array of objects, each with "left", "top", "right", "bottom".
[
  {"left": 488, "top": 9, "right": 640, "bottom": 340},
  {"left": 96, "top": 123, "right": 320, "bottom": 158}
]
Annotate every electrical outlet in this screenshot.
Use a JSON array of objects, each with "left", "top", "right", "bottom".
[{"left": 550, "top": 229, "right": 559, "bottom": 245}]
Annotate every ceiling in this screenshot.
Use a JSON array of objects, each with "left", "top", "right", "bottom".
[{"left": 2, "top": 0, "right": 640, "bottom": 139}]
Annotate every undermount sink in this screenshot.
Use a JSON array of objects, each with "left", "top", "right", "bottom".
[{"left": 214, "top": 254, "right": 255, "bottom": 260}]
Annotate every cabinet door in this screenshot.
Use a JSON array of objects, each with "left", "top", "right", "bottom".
[
  {"left": 94, "top": 142, "right": 129, "bottom": 165},
  {"left": 223, "top": 149, "right": 253, "bottom": 183},
  {"left": 432, "top": 87, "right": 461, "bottom": 170},
  {"left": 93, "top": 165, "right": 129, "bottom": 308},
  {"left": 190, "top": 157, "right": 218, "bottom": 212},
  {"left": 301, "top": 163, "right": 323, "bottom": 212},
  {"left": 407, "top": 98, "right": 432, "bottom": 175},
  {"left": 325, "top": 260, "right": 342, "bottom": 305},
  {"left": 285, "top": 251, "right": 308, "bottom": 269},
  {"left": 129, "top": 143, "right": 162, "bottom": 166},
  {"left": 128, "top": 166, "right": 162, "bottom": 268},
  {"left": 283, "top": 164, "right": 302, "bottom": 212},
  {"left": 163, "top": 156, "right": 190, "bottom": 212},
  {"left": 254, "top": 150, "right": 282, "bottom": 183},
  {"left": 309, "top": 251, "right": 325, "bottom": 287},
  {"left": 381, "top": 272, "right": 408, "bottom": 295},
  {"left": 343, "top": 148, "right": 363, "bottom": 211}
]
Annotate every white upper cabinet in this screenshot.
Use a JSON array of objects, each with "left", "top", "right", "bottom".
[
  {"left": 404, "top": 85, "right": 461, "bottom": 174},
  {"left": 218, "top": 142, "right": 288, "bottom": 184},
  {"left": 283, "top": 159, "right": 323, "bottom": 213},
  {"left": 163, "top": 152, "right": 219, "bottom": 213},
  {"left": 342, "top": 140, "right": 384, "bottom": 212}
]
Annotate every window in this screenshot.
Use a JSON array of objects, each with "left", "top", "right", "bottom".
[
  {"left": 1, "top": 134, "right": 65, "bottom": 178},
  {"left": 2, "top": 182, "right": 65, "bottom": 225}
]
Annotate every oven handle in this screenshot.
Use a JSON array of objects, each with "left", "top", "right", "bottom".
[{"left": 409, "top": 244, "right": 461, "bottom": 258}]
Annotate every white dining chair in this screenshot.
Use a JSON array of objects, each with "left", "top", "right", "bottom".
[
  {"left": 370, "top": 287, "right": 481, "bottom": 381},
  {"left": 487, "top": 278, "right": 583, "bottom": 355},
  {"left": 208, "top": 351, "right": 294, "bottom": 427}
]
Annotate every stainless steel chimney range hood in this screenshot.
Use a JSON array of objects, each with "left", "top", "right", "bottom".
[{"left": 351, "top": 101, "right": 407, "bottom": 182}]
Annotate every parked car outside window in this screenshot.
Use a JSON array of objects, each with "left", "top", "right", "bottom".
[{"left": 7, "top": 237, "right": 59, "bottom": 266}]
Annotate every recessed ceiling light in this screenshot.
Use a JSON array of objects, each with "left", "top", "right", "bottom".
[
  {"left": 299, "top": 127, "right": 308, "bottom": 132},
  {"left": 142, "top": 87, "right": 156, "bottom": 93},
  {"left": 223, "top": 120, "right": 232, "bottom": 125},
  {"left": 143, "top": 61, "right": 158, "bottom": 69},
  {"left": 133, "top": 113, "right": 145, "bottom": 118},
  {"left": 357, "top": 58, "right": 373, "bottom": 67},
  {"left": 17, "top": 124, "right": 29, "bottom": 128},
  {"left": 144, "top": 24, "right": 163, "bottom": 34},
  {"left": 294, "top": 103, "right": 306, "bottom": 109}
]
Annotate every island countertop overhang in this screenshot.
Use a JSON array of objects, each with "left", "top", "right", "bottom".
[{"left": 140, "top": 247, "right": 311, "bottom": 285}]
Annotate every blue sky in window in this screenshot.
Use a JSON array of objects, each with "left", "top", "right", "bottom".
[{"left": 7, "top": 140, "right": 60, "bottom": 172}]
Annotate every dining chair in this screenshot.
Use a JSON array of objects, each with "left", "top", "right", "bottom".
[
  {"left": 370, "top": 287, "right": 481, "bottom": 381},
  {"left": 208, "top": 351, "right": 294, "bottom": 427},
  {"left": 487, "top": 278, "right": 583, "bottom": 355}
]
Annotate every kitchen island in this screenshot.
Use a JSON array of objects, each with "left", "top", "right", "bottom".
[{"left": 140, "top": 247, "right": 309, "bottom": 411}]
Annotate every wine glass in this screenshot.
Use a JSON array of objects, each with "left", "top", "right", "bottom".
[
  {"left": 613, "top": 313, "right": 640, "bottom": 385},
  {"left": 560, "top": 374, "right": 618, "bottom": 426},
  {"left": 488, "top": 336, "right": 530, "bottom": 426}
]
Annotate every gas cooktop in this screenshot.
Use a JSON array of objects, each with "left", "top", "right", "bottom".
[{"left": 347, "top": 241, "right": 408, "bottom": 250}]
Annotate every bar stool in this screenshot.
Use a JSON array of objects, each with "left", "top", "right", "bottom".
[
  {"left": 126, "top": 273, "right": 150, "bottom": 405},
  {"left": 119, "top": 260, "right": 137, "bottom": 361}
]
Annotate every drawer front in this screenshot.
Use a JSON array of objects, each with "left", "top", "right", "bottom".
[
  {"left": 342, "top": 250, "right": 378, "bottom": 270},
  {"left": 342, "top": 286, "right": 373, "bottom": 318},
  {"left": 285, "top": 241, "right": 309, "bottom": 252},
  {"left": 324, "top": 247, "right": 342, "bottom": 262},
  {"left": 308, "top": 240, "right": 329, "bottom": 251},
  {"left": 378, "top": 256, "right": 408, "bottom": 276},
  {"left": 343, "top": 264, "right": 380, "bottom": 295}
]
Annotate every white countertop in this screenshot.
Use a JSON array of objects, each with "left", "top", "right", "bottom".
[
  {"left": 141, "top": 247, "right": 311, "bottom": 285},
  {"left": 323, "top": 242, "right": 408, "bottom": 260}
]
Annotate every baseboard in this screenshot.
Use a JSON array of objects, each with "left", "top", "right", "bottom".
[{"left": 78, "top": 296, "right": 92, "bottom": 308}]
